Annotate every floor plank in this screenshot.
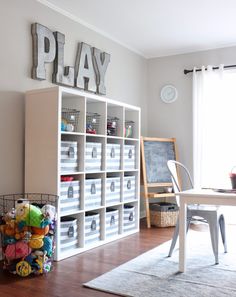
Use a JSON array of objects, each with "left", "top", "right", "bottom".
[{"left": 0, "top": 220, "right": 173, "bottom": 297}]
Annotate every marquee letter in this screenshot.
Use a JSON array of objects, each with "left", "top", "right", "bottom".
[
  {"left": 52, "top": 32, "right": 74, "bottom": 87},
  {"left": 93, "top": 48, "right": 110, "bottom": 95},
  {"left": 31, "top": 23, "right": 56, "bottom": 80},
  {"left": 75, "top": 42, "right": 96, "bottom": 93}
]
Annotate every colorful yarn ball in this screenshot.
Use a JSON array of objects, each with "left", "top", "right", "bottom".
[
  {"left": 16, "top": 260, "right": 32, "bottom": 277},
  {"left": 5, "top": 241, "right": 31, "bottom": 260},
  {"left": 43, "top": 236, "right": 53, "bottom": 256}
]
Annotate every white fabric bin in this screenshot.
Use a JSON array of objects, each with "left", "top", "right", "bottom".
[
  {"left": 61, "top": 141, "right": 78, "bottom": 172},
  {"left": 106, "top": 177, "right": 121, "bottom": 205},
  {"left": 106, "top": 144, "right": 121, "bottom": 170},
  {"left": 85, "top": 212, "right": 100, "bottom": 245},
  {"left": 60, "top": 217, "right": 78, "bottom": 252},
  {"left": 124, "top": 145, "right": 135, "bottom": 170},
  {"left": 123, "top": 205, "right": 136, "bottom": 232},
  {"left": 123, "top": 176, "right": 136, "bottom": 201},
  {"left": 85, "top": 178, "right": 102, "bottom": 209},
  {"left": 85, "top": 142, "right": 102, "bottom": 171},
  {"left": 106, "top": 208, "right": 119, "bottom": 238},
  {"left": 60, "top": 180, "right": 80, "bottom": 214}
]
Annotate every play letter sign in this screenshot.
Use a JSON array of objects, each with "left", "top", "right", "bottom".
[{"left": 31, "top": 23, "right": 110, "bottom": 95}]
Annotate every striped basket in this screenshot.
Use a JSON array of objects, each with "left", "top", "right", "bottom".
[
  {"left": 61, "top": 141, "right": 78, "bottom": 172},
  {"left": 124, "top": 145, "right": 135, "bottom": 170},
  {"left": 84, "top": 178, "right": 102, "bottom": 209},
  {"left": 85, "top": 142, "right": 102, "bottom": 171},
  {"left": 123, "top": 176, "right": 136, "bottom": 201},
  {"left": 106, "top": 177, "right": 121, "bottom": 205},
  {"left": 123, "top": 205, "right": 136, "bottom": 232},
  {"left": 60, "top": 217, "right": 78, "bottom": 252},
  {"left": 105, "top": 208, "right": 119, "bottom": 238},
  {"left": 106, "top": 144, "right": 121, "bottom": 170},
  {"left": 85, "top": 212, "right": 100, "bottom": 245},
  {"left": 60, "top": 180, "right": 80, "bottom": 214}
]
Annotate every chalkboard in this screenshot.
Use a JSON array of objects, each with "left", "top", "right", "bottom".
[{"left": 141, "top": 137, "right": 177, "bottom": 185}]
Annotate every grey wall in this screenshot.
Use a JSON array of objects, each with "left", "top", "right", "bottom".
[
  {"left": 0, "top": 0, "right": 147, "bottom": 194},
  {"left": 147, "top": 46, "right": 236, "bottom": 177},
  {"left": 1, "top": 0, "right": 236, "bottom": 217}
]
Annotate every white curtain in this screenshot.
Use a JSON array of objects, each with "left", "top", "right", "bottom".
[
  {"left": 193, "top": 66, "right": 236, "bottom": 223},
  {"left": 193, "top": 65, "right": 236, "bottom": 189}
]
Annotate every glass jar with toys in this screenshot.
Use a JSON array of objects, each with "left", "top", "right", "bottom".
[
  {"left": 124, "top": 121, "right": 135, "bottom": 138},
  {"left": 86, "top": 112, "right": 100, "bottom": 134},
  {"left": 0, "top": 193, "right": 58, "bottom": 277}
]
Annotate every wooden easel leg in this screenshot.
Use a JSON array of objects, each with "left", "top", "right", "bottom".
[{"left": 145, "top": 196, "right": 151, "bottom": 228}]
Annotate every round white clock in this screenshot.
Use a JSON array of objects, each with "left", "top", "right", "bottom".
[{"left": 160, "top": 85, "right": 178, "bottom": 103}]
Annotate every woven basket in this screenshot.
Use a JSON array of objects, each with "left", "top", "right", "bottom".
[
  {"left": 150, "top": 210, "right": 178, "bottom": 227},
  {"left": 150, "top": 202, "right": 178, "bottom": 227}
]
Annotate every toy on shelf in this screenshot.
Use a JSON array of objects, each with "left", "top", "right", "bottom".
[
  {"left": 0, "top": 193, "right": 58, "bottom": 277},
  {"left": 61, "top": 108, "right": 80, "bottom": 132},
  {"left": 86, "top": 112, "right": 100, "bottom": 134},
  {"left": 61, "top": 176, "right": 74, "bottom": 182},
  {"left": 107, "top": 116, "right": 119, "bottom": 136},
  {"left": 124, "top": 121, "right": 135, "bottom": 138}
]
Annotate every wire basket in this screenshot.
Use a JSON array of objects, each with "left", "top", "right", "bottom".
[
  {"left": 107, "top": 116, "right": 119, "bottom": 136},
  {"left": 86, "top": 112, "right": 101, "bottom": 134},
  {"left": 124, "top": 120, "right": 135, "bottom": 138},
  {"left": 61, "top": 108, "right": 80, "bottom": 132},
  {"left": 0, "top": 193, "right": 58, "bottom": 277}
]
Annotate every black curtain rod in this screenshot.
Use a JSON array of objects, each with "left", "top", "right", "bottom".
[{"left": 184, "top": 64, "right": 236, "bottom": 75}]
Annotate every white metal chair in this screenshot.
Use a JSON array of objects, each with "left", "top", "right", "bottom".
[{"left": 167, "top": 160, "right": 227, "bottom": 264}]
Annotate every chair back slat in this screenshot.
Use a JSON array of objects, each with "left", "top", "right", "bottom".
[{"left": 167, "top": 160, "right": 194, "bottom": 207}]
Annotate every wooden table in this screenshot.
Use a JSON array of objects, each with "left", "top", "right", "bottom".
[{"left": 178, "top": 188, "right": 236, "bottom": 272}]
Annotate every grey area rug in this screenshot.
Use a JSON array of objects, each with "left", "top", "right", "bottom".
[{"left": 84, "top": 229, "right": 236, "bottom": 297}]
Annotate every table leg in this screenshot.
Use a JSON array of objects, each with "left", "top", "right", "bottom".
[{"left": 179, "top": 197, "right": 187, "bottom": 272}]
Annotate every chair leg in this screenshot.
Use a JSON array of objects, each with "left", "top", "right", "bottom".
[
  {"left": 219, "top": 214, "right": 227, "bottom": 253},
  {"left": 168, "top": 217, "right": 191, "bottom": 257},
  {"left": 186, "top": 217, "right": 191, "bottom": 232},
  {"left": 168, "top": 218, "right": 179, "bottom": 257},
  {"left": 207, "top": 214, "right": 219, "bottom": 264}
]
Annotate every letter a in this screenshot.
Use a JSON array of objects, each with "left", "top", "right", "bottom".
[{"left": 75, "top": 42, "right": 96, "bottom": 93}]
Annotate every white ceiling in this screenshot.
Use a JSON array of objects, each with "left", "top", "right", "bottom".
[{"left": 39, "top": 0, "right": 236, "bottom": 58}]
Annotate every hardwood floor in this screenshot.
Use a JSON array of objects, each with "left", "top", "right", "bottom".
[{"left": 0, "top": 219, "right": 174, "bottom": 297}]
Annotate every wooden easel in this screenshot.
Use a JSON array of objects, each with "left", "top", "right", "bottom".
[{"left": 140, "top": 137, "right": 178, "bottom": 228}]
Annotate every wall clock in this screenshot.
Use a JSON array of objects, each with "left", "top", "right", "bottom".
[{"left": 160, "top": 85, "right": 178, "bottom": 103}]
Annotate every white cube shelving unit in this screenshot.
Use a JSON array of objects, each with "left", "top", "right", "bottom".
[{"left": 25, "top": 86, "right": 140, "bottom": 261}]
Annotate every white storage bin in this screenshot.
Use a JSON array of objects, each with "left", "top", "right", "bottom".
[
  {"left": 60, "top": 180, "right": 80, "bottom": 213},
  {"left": 106, "top": 143, "right": 121, "bottom": 170},
  {"left": 124, "top": 145, "right": 135, "bottom": 170},
  {"left": 106, "top": 177, "right": 121, "bottom": 205},
  {"left": 60, "top": 217, "right": 78, "bottom": 252},
  {"left": 61, "top": 141, "right": 78, "bottom": 172},
  {"left": 85, "top": 178, "right": 102, "bottom": 209},
  {"left": 123, "top": 205, "right": 136, "bottom": 232},
  {"left": 85, "top": 142, "right": 102, "bottom": 171},
  {"left": 85, "top": 212, "right": 100, "bottom": 245},
  {"left": 123, "top": 176, "right": 136, "bottom": 201},
  {"left": 106, "top": 208, "right": 119, "bottom": 238}
]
